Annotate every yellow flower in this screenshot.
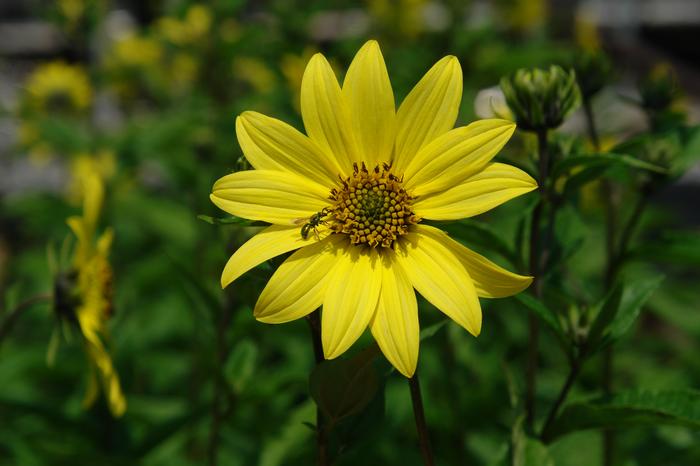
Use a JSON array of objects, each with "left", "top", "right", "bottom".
[
  {"left": 210, "top": 41, "right": 536, "bottom": 377},
  {"left": 24, "top": 61, "right": 91, "bottom": 114},
  {"left": 68, "top": 150, "right": 117, "bottom": 205},
  {"left": 107, "top": 33, "right": 163, "bottom": 69},
  {"left": 232, "top": 57, "right": 276, "bottom": 94},
  {"left": 64, "top": 173, "right": 125, "bottom": 417},
  {"left": 156, "top": 4, "right": 212, "bottom": 46}
]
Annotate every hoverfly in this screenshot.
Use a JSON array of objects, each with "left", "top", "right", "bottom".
[{"left": 294, "top": 207, "right": 331, "bottom": 240}]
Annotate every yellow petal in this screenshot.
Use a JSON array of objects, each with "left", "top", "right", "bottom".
[
  {"left": 236, "top": 111, "right": 342, "bottom": 187},
  {"left": 395, "top": 225, "right": 482, "bottom": 335},
  {"left": 343, "top": 40, "right": 396, "bottom": 166},
  {"left": 428, "top": 229, "right": 532, "bottom": 298},
  {"left": 322, "top": 247, "right": 382, "bottom": 359},
  {"left": 210, "top": 170, "right": 330, "bottom": 225},
  {"left": 301, "top": 53, "right": 359, "bottom": 171},
  {"left": 393, "top": 56, "right": 462, "bottom": 175},
  {"left": 413, "top": 163, "right": 537, "bottom": 220},
  {"left": 404, "top": 119, "right": 516, "bottom": 196},
  {"left": 255, "top": 235, "right": 345, "bottom": 323},
  {"left": 82, "top": 172, "right": 103, "bottom": 236},
  {"left": 370, "top": 251, "right": 419, "bottom": 377},
  {"left": 221, "top": 225, "right": 319, "bottom": 288}
]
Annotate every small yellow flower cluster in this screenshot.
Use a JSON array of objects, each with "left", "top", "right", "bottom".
[{"left": 24, "top": 61, "right": 92, "bottom": 114}]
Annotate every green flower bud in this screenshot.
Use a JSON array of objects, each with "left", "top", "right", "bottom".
[
  {"left": 500, "top": 65, "right": 581, "bottom": 131},
  {"left": 639, "top": 64, "right": 680, "bottom": 114},
  {"left": 572, "top": 50, "right": 613, "bottom": 99}
]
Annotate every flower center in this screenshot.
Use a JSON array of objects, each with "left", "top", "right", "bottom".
[{"left": 328, "top": 162, "right": 419, "bottom": 248}]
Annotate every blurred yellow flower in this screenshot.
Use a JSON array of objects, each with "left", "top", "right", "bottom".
[
  {"left": 502, "top": 0, "right": 547, "bottom": 33},
  {"left": 169, "top": 53, "right": 199, "bottom": 92},
  {"left": 68, "top": 151, "right": 117, "bottom": 204},
  {"left": 61, "top": 173, "right": 125, "bottom": 417},
  {"left": 368, "top": 0, "right": 427, "bottom": 39},
  {"left": 575, "top": 11, "right": 600, "bottom": 52},
  {"left": 233, "top": 57, "right": 276, "bottom": 94},
  {"left": 107, "top": 33, "right": 163, "bottom": 69},
  {"left": 157, "top": 4, "right": 212, "bottom": 46},
  {"left": 211, "top": 41, "right": 535, "bottom": 377},
  {"left": 24, "top": 61, "right": 92, "bottom": 114}
]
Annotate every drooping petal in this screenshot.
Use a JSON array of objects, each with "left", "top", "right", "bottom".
[
  {"left": 403, "top": 119, "right": 516, "bottom": 196},
  {"left": 393, "top": 56, "right": 462, "bottom": 175},
  {"left": 210, "top": 170, "right": 330, "bottom": 225},
  {"left": 220, "top": 225, "right": 322, "bottom": 288},
  {"left": 437, "top": 232, "right": 533, "bottom": 298},
  {"left": 370, "top": 251, "right": 419, "bottom": 377},
  {"left": 413, "top": 163, "right": 537, "bottom": 220},
  {"left": 395, "top": 225, "right": 481, "bottom": 335},
  {"left": 301, "top": 53, "right": 359, "bottom": 171},
  {"left": 254, "top": 235, "right": 345, "bottom": 323},
  {"left": 343, "top": 40, "right": 396, "bottom": 166},
  {"left": 236, "top": 111, "right": 343, "bottom": 187},
  {"left": 322, "top": 247, "right": 382, "bottom": 359}
]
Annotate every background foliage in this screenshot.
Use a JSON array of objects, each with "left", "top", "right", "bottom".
[{"left": 1, "top": 0, "right": 699, "bottom": 465}]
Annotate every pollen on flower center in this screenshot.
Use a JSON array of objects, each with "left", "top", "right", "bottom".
[{"left": 328, "top": 162, "right": 420, "bottom": 248}]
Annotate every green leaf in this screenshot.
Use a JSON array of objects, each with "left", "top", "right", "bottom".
[
  {"left": 551, "top": 153, "right": 667, "bottom": 180},
  {"left": 512, "top": 416, "right": 555, "bottom": 466},
  {"left": 545, "top": 389, "right": 700, "bottom": 441},
  {"left": 587, "top": 274, "right": 664, "bottom": 353},
  {"left": 562, "top": 164, "right": 609, "bottom": 197},
  {"left": 440, "top": 219, "right": 519, "bottom": 266},
  {"left": 196, "top": 214, "right": 257, "bottom": 226},
  {"left": 309, "top": 346, "right": 380, "bottom": 426},
  {"left": 513, "top": 293, "right": 567, "bottom": 346},
  {"left": 630, "top": 231, "right": 700, "bottom": 266},
  {"left": 419, "top": 319, "right": 448, "bottom": 341},
  {"left": 225, "top": 339, "right": 258, "bottom": 393}
]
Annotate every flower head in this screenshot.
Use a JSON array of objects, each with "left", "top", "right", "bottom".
[
  {"left": 500, "top": 65, "right": 581, "bottom": 131},
  {"left": 211, "top": 41, "right": 536, "bottom": 377},
  {"left": 55, "top": 173, "right": 125, "bottom": 416}
]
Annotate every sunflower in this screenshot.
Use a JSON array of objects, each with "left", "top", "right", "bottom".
[
  {"left": 59, "top": 173, "right": 126, "bottom": 416},
  {"left": 211, "top": 41, "right": 536, "bottom": 377}
]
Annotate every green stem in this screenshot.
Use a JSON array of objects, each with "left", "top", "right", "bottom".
[
  {"left": 526, "top": 128, "right": 549, "bottom": 429},
  {"left": 207, "top": 297, "right": 235, "bottom": 466},
  {"left": 0, "top": 294, "right": 52, "bottom": 347},
  {"left": 307, "top": 310, "right": 330, "bottom": 466},
  {"left": 409, "top": 373, "right": 435, "bottom": 466},
  {"left": 540, "top": 356, "right": 583, "bottom": 442}
]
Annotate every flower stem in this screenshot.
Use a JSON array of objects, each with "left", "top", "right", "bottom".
[
  {"left": 307, "top": 310, "right": 330, "bottom": 466},
  {"left": 526, "top": 128, "right": 549, "bottom": 429},
  {"left": 408, "top": 373, "right": 435, "bottom": 466},
  {"left": 0, "top": 294, "right": 52, "bottom": 347},
  {"left": 540, "top": 357, "right": 582, "bottom": 442}
]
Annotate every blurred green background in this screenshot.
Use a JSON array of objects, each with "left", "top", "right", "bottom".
[{"left": 1, "top": 0, "right": 699, "bottom": 465}]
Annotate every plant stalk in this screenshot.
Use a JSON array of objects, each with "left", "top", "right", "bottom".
[
  {"left": 0, "top": 294, "right": 52, "bottom": 346},
  {"left": 540, "top": 357, "right": 582, "bottom": 442},
  {"left": 526, "top": 128, "right": 549, "bottom": 429},
  {"left": 408, "top": 373, "right": 435, "bottom": 466},
  {"left": 307, "top": 310, "right": 330, "bottom": 466}
]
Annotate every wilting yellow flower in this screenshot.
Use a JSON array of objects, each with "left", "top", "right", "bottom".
[
  {"left": 210, "top": 41, "right": 536, "bottom": 377},
  {"left": 24, "top": 61, "right": 91, "bottom": 114},
  {"left": 62, "top": 173, "right": 125, "bottom": 416}
]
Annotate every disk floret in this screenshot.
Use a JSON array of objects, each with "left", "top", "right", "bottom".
[{"left": 329, "top": 162, "right": 419, "bottom": 248}]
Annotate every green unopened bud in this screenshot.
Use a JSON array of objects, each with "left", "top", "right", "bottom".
[
  {"left": 639, "top": 64, "right": 680, "bottom": 113},
  {"left": 500, "top": 65, "right": 581, "bottom": 131},
  {"left": 572, "top": 50, "right": 613, "bottom": 99}
]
